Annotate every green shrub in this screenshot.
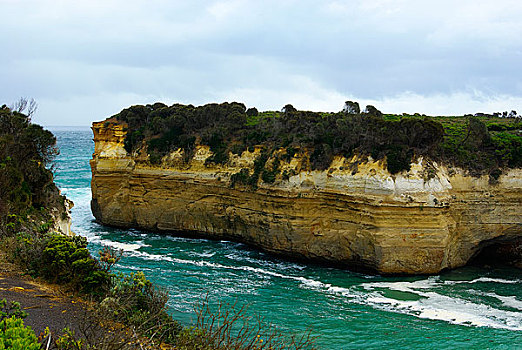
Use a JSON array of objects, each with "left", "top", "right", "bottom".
[
  {"left": 0, "top": 104, "right": 65, "bottom": 236},
  {"left": 0, "top": 299, "right": 27, "bottom": 322},
  {"left": 101, "top": 272, "right": 181, "bottom": 345},
  {"left": 204, "top": 131, "right": 230, "bottom": 166},
  {"left": 246, "top": 107, "right": 259, "bottom": 117},
  {"left": 7, "top": 233, "right": 109, "bottom": 296},
  {"left": 310, "top": 144, "right": 333, "bottom": 171},
  {"left": 230, "top": 143, "right": 246, "bottom": 155},
  {"left": 53, "top": 327, "right": 84, "bottom": 350},
  {"left": 40, "top": 235, "right": 109, "bottom": 295},
  {"left": 8, "top": 232, "right": 47, "bottom": 277},
  {"left": 148, "top": 150, "right": 163, "bottom": 164},
  {"left": 0, "top": 317, "right": 40, "bottom": 350},
  {"left": 230, "top": 168, "right": 250, "bottom": 188},
  {"left": 492, "top": 132, "right": 522, "bottom": 168},
  {"left": 247, "top": 152, "right": 269, "bottom": 189},
  {"left": 205, "top": 149, "right": 229, "bottom": 166},
  {"left": 385, "top": 146, "right": 413, "bottom": 174},
  {"left": 261, "top": 157, "right": 280, "bottom": 183},
  {"left": 282, "top": 146, "right": 297, "bottom": 162},
  {"left": 0, "top": 300, "right": 38, "bottom": 350}
]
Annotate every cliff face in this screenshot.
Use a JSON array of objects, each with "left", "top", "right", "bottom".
[
  {"left": 52, "top": 197, "right": 74, "bottom": 236},
  {"left": 90, "top": 121, "right": 522, "bottom": 274}
]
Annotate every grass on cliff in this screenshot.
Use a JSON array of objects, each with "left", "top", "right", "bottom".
[{"left": 112, "top": 101, "right": 521, "bottom": 180}]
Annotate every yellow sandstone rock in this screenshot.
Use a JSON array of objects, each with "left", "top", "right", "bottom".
[{"left": 90, "top": 121, "right": 522, "bottom": 274}]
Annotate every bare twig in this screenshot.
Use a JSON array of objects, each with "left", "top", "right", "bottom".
[{"left": 185, "top": 293, "right": 319, "bottom": 350}]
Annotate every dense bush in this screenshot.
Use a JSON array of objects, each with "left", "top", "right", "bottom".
[
  {"left": 0, "top": 299, "right": 27, "bottom": 322},
  {"left": 261, "top": 156, "right": 280, "bottom": 183},
  {"left": 115, "top": 101, "right": 520, "bottom": 177},
  {"left": 0, "top": 104, "right": 65, "bottom": 236},
  {"left": 230, "top": 168, "right": 250, "bottom": 188},
  {"left": 42, "top": 235, "right": 110, "bottom": 295},
  {"left": 101, "top": 271, "right": 182, "bottom": 345},
  {"left": 53, "top": 327, "right": 85, "bottom": 350},
  {"left": 7, "top": 232, "right": 109, "bottom": 297},
  {"left": 491, "top": 131, "right": 522, "bottom": 168},
  {"left": 436, "top": 116, "right": 521, "bottom": 174}
]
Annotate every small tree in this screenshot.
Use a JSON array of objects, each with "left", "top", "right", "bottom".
[
  {"left": 281, "top": 104, "right": 297, "bottom": 114},
  {"left": 364, "top": 105, "right": 382, "bottom": 118},
  {"left": 460, "top": 116, "right": 491, "bottom": 149},
  {"left": 246, "top": 107, "right": 259, "bottom": 117},
  {"left": 343, "top": 101, "right": 360, "bottom": 114},
  {"left": 12, "top": 97, "right": 37, "bottom": 118}
]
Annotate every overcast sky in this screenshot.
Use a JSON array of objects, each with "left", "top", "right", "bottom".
[{"left": 2, "top": 0, "right": 522, "bottom": 126}]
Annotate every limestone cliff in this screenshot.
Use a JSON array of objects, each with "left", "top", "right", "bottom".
[
  {"left": 51, "top": 197, "right": 74, "bottom": 236},
  {"left": 90, "top": 121, "right": 522, "bottom": 274}
]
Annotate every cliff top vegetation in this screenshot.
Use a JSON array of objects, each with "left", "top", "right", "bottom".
[
  {"left": 113, "top": 101, "right": 521, "bottom": 177},
  {"left": 0, "top": 102, "right": 66, "bottom": 236}
]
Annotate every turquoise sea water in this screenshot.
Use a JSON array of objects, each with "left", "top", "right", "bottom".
[{"left": 51, "top": 127, "right": 521, "bottom": 349}]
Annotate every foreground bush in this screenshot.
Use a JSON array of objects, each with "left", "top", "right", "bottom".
[
  {"left": 100, "top": 271, "right": 182, "bottom": 345},
  {"left": 0, "top": 317, "right": 40, "bottom": 350},
  {"left": 41, "top": 234, "right": 110, "bottom": 296},
  {"left": 5, "top": 232, "right": 109, "bottom": 297},
  {"left": 2, "top": 231, "right": 182, "bottom": 348},
  {"left": 0, "top": 299, "right": 39, "bottom": 350}
]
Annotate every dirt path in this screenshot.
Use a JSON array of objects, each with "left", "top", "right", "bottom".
[
  {"left": 0, "top": 250, "right": 174, "bottom": 349},
  {"left": 0, "top": 250, "right": 92, "bottom": 338},
  {"left": 0, "top": 275, "right": 89, "bottom": 337}
]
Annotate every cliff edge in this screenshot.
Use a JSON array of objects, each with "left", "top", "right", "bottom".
[
  {"left": 0, "top": 104, "right": 73, "bottom": 237},
  {"left": 91, "top": 119, "right": 521, "bottom": 275}
]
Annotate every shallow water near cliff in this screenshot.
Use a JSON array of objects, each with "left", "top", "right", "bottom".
[{"left": 51, "top": 128, "right": 522, "bottom": 349}]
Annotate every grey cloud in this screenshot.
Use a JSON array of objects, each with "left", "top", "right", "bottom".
[{"left": 2, "top": 0, "right": 522, "bottom": 125}]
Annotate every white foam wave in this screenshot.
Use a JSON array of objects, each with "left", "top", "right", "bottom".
[
  {"left": 362, "top": 276, "right": 521, "bottom": 297},
  {"left": 57, "top": 186, "right": 91, "bottom": 202},
  {"left": 484, "top": 293, "right": 522, "bottom": 311},
  {"left": 497, "top": 296, "right": 522, "bottom": 311},
  {"left": 370, "top": 291, "right": 520, "bottom": 330},
  {"left": 125, "top": 249, "right": 326, "bottom": 289},
  {"left": 362, "top": 277, "right": 440, "bottom": 292},
  {"left": 356, "top": 280, "right": 522, "bottom": 331},
  {"left": 93, "top": 239, "right": 149, "bottom": 252},
  {"left": 191, "top": 251, "right": 216, "bottom": 258},
  {"left": 224, "top": 252, "right": 305, "bottom": 272},
  {"left": 443, "top": 277, "right": 521, "bottom": 285}
]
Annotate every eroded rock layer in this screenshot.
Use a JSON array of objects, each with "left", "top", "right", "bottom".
[{"left": 90, "top": 121, "right": 522, "bottom": 274}]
